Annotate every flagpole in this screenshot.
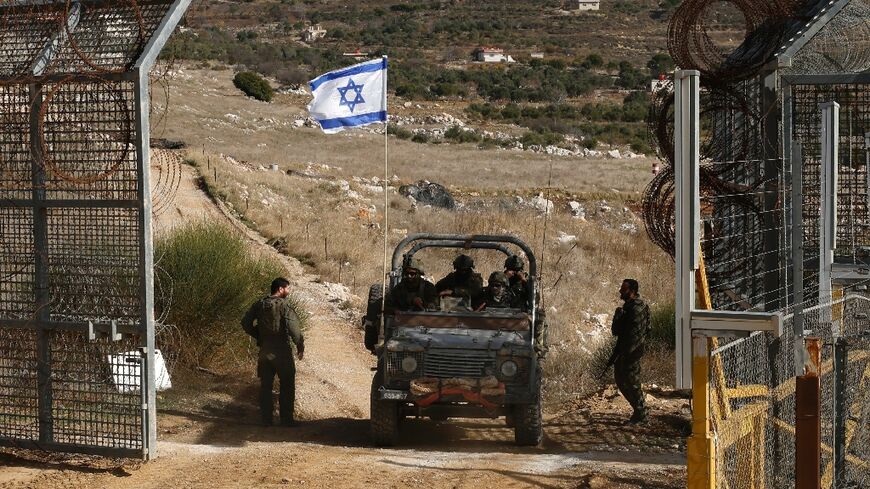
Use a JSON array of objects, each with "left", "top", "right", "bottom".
[{"left": 381, "top": 55, "right": 389, "bottom": 330}]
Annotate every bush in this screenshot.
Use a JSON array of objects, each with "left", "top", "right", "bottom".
[
  {"left": 388, "top": 124, "right": 413, "bottom": 140},
  {"left": 444, "top": 125, "right": 481, "bottom": 144},
  {"left": 648, "top": 301, "right": 675, "bottom": 349},
  {"left": 411, "top": 132, "right": 430, "bottom": 143},
  {"left": 233, "top": 71, "right": 274, "bottom": 102},
  {"left": 155, "top": 222, "right": 305, "bottom": 368}
]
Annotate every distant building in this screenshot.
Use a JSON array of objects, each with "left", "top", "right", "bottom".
[
  {"left": 302, "top": 24, "right": 326, "bottom": 42},
  {"left": 576, "top": 0, "right": 600, "bottom": 11},
  {"left": 530, "top": 52, "right": 545, "bottom": 59},
  {"left": 475, "top": 47, "right": 516, "bottom": 63}
]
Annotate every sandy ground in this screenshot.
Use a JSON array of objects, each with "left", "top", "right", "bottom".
[{"left": 0, "top": 165, "right": 687, "bottom": 488}]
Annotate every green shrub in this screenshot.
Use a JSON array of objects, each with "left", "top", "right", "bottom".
[
  {"left": 233, "top": 71, "right": 274, "bottom": 102},
  {"left": 388, "top": 123, "right": 413, "bottom": 140},
  {"left": 648, "top": 301, "right": 676, "bottom": 349},
  {"left": 411, "top": 132, "right": 430, "bottom": 143},
  {"left": 155, "top": 221, "right": 306, "bottom": 368},
  {"left": 444, "top": 125, "right": 481, "bottom": 144}
]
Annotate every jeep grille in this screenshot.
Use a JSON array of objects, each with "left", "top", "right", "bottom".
[{"left": 423, "top": 349, "right": 494, "bottom": 378}]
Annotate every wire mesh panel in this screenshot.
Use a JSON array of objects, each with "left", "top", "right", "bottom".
[{"left": 0, "top": 0, "right": 190, "bottom": 460}]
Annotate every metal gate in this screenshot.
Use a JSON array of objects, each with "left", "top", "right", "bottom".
[{"left": 0, "top": 0, "right": 190, "bottom": 459}]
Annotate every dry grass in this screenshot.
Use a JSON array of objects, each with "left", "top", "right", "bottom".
[
  {"left": 187, "top": 147, "right": 675, "bottom": 404},
  {"left": 161, "top": 66, "right": 675, "bottom": 406}
]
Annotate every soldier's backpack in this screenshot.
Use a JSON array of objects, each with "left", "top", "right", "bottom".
[{"left": 257, "top": 297, "right": 285, "bottom": 336}]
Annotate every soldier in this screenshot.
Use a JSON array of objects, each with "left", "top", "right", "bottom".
[
  {"left": 242, "top": 277, "right": 305, "bottom": 427},
  {"left": 475, "top": 272, "right": 515, "bottom": 310},
  {"left": 504, "top": 255, "right": 532, "bottom": 310},
  {"left": 504, "top": 255, "right": 548, "bottom": 358},
  {"left": 384, "top": 257, "right": 438, "bottom": 313},
  {"left": 435, "top": 254, "right": 484, "bottom": 306},
  {"left": 610, "top": 278, "right": 651, "bottom": 424}
]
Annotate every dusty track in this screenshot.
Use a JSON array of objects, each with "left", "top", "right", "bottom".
[{"left": 0, "top": 165, "right": 687, "bottom": 488}]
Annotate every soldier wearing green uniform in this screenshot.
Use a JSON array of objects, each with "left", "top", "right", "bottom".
[
  {"left": 504, "top": 255, "right": 548, "bottom": 359},
  {"left": 475, "top": 271, "right": 515, "bottom": 310},
  {"left": 242, "top": 278, "right": 305, "bottom": 427},
  {"left": 611, "top": 278, "right": 651, "bottom": 424},
  {"left": 436, "top": 254, "right": 484, "bottom": 307},
  {"left": 384, "top": 258, "right": 438, "bottom": 313}
]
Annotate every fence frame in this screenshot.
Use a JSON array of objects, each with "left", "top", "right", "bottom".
[{"left": 0, "top": 0, "right": 192, "bottom": 460}]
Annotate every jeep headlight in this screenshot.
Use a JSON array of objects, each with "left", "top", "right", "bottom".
[
  {"left": 500, "top": 360, "right": 518, "bottom": 377},
  {"left": 401, "top": 356, "right": 418, "bottom": 373}
]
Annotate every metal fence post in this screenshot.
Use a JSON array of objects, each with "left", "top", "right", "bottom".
[
  {"left": 675, "top": 69, "right": 701, "bottom": 391},
  {"left": 792, "top": 143, "right": 806, "bottom": 375},
  {"left": 832, "top": 337, "right": 848, "bottom": 489},
  {"left": 28, "top": 82, "right": 53, "bottom": 445},
  {"left": 820, "top": 102, "right": 839, "bottom": 329}
]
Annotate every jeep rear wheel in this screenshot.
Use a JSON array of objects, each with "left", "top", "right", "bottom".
[
  {"left": 370, "top": 372, "right": 399, "bottom": 446},
  {"left": 513, "top": 397, "right": 543, "bottom": 446}
]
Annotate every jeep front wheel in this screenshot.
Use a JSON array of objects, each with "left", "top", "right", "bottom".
[
  {"left": 513, "top": 398, "right": 543, "bottom": 446},
  {"left": 370, "top": 373, "right": 399, "bottom": 446}
]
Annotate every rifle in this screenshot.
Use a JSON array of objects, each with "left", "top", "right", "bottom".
[{"left": 596, "top": 344, "right": 620, "bottom": 380}]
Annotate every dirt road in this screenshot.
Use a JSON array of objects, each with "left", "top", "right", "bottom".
[{"left": 0, "top": 165, "right": 687, "bottom": 488}]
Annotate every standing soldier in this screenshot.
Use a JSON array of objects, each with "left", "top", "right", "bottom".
[
  {"left": 242, "top": 277, "right": 305, "bottom": 427},
  {"left": 504, "top": 255, "right": 548, "bottom": 358},
  {"left": 610, "top": 278, "right": 651, "bottom": 424}
]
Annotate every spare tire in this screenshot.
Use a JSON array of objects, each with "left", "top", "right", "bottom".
[{"left": 364, "top": 284, "right": 383, "bottom": 352}]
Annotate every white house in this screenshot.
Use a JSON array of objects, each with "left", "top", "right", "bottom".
[
  {"left": 476, "top": 47, "right": 515, "bottom": 63},
  {"left": 302, "top": 24, "right": 326, "bottom": 42},
  {"left": 576, "top": 0, "right": 600, "bottom": 11}
]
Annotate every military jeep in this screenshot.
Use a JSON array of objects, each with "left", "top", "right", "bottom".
[{"left": 364, "top": 234, "right": 543, "bottom": 447}]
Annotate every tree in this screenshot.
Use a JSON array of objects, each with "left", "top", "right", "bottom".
[{"left": 647, "top": 53, "right": 675, "bottom": 78}]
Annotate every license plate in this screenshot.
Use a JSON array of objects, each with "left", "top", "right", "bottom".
[{"left": 379, "top": 389, "right": 408, "bottom": 401}]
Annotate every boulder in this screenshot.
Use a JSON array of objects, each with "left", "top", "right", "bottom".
[{"left": 398, "top": 180, "right": 456, "bottom": 209}]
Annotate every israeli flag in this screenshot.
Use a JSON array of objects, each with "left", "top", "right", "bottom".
[{"left": 308, "top": 58, "right": 388, "bottom": 134}]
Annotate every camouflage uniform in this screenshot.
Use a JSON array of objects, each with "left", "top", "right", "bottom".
[
  {"left": 476, "top": 272, "right": 515, "bottom": 309},
  {"left": 611, "top": 295, "right": 651, "bottom": 420},
  {"left": 384, "top": 278, "right": 438, "bottom": 313},
  {"left": 242, "top": 296, "right": 305, "bottom": 426},
  {"left": 436, "top": 271, "right": 483, "bottom": 303},
  {"left": 505, "top": 256, "right": 548, "bottom": 359}
]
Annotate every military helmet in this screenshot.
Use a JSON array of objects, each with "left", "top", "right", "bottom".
[
  {"left": 488, "top": 271, "right": 509, "bottom": 286},
  {"left": 504, "top": 255, "right": 525, "bottom": 271},
  {"left": 404, "top": 256, "right": 425, "bottom": 275},
  {"left": 453, "top": 254, "right": 475, "bottom": 270}
]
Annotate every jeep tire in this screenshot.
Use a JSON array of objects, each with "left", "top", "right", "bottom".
[
  {"left": 513, "top": 395, "right": 543, "bottom": 446},
  {"left": 370, "top": 371, "right": 399, "bottom": 446}
]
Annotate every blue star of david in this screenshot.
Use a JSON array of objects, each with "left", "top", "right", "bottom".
[{"left": 337, "top": 78, "right": 366, "bottom": 113}]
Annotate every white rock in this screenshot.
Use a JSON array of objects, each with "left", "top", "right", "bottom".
[
  {"left": 403, "top": 101, "right": 413, "bottom": 108},
  {"left": 531, "top": 192, "right": 554, "bottom": 214},
  {"left": 568, "top": 201, "right": 586, "bottom": 220},
  {"left": 225, "top": 113, "right": 240, "bottom": 122},
  {"left": 337, "top": 180, "right": 350, "bottom": 191},
  {"left": 581, "top": 311, "right": 591, "bottom": 321},
  {"left": 556, "top": 231, "right": 577, "bottom": 246},
  {"left": 620, "top": 222, "right": 639, "bottom": 234},
  {"left": 293, "top": 119, "right": 305, "bottom": 128},
  {"left": 607, "top": 149, "right": 621, "bottom": 159}
]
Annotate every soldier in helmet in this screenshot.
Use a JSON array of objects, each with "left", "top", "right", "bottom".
[
  {"left": 504, "top": 254, "right": 548, "bottom": 359},
  {"left": 436, "top": 254, "right": 484, "bottom": 307},
  {"left": 610, "top": 278, "right": 652, "bottom": 424},
  {"left": 384, "top": 257, "right": 439, "bottom": 313},
  {"left": 475, "top": 271, "right": 516, "bottom": 310},
  {"left": 241, "top": 278, "right": 305, "bottom": 427}
]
